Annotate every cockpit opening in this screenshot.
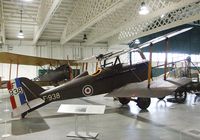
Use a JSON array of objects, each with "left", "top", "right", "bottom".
[{"left": 91, "top": 69, "right": 102, "bottom": 76}]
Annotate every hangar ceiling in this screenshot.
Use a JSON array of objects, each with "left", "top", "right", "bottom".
[{"left": 0, "top": 0, "right": 199, "bottom": 46}]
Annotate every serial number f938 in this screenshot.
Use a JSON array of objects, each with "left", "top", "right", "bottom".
[{"left": 42, "top": 93, "right": 61, "bottom": 101}]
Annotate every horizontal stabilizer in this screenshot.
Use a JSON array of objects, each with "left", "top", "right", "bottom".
[
  {"left": 28, "top": 98, "right": 45, "bottom": 109},
  {"left": 106, "top": 77, "right": 192, "bottom": 98}
]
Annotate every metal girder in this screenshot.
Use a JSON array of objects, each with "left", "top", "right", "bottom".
[
  {"left": 109, "top": 1, "right": 200, "bottom": 45},
  {"left": 84, "top": 0, "right": 199, "bottom": 46},
  {"left": 1, "top": 21, "right": 5, "bottom": 44},
  {"left": 33, "top": 0, "right": 62, "bottom": 45},
  {"left": 60, "top": 0, "right": 129, "bottom": 45}
]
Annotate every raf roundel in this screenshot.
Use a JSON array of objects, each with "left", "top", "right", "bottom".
[{"left": 82, "top": 85, "right": 94, "bottom": 96}]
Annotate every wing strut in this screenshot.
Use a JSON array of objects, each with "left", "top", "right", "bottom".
[
  {"left": 96, "top": 62, "right": 99, "bottom": 71},
  {"left": 85, "top": 62, "right": 88, "bottom": 71},
  {"left": 147, "top": 43, "right": 153, "bottom": 88},
  {"left": 0, "top": 77, "right": 2, "bottom": 88},
  {"left": 9, "top": 62, "right": 12, "bottom": 80},
  {"left": 75, "top": 63, "right": 78, "bottom": 77},
  {"left": 164, "top": 38, "right": 169, "bottom": 80},
  {"left": 16, "top": 63, "right": 19, "bottom": 78},
  {"left": 186, "top": 57, "right": 191, "bottom": 78},
  {"left": 82, "top": 63, "right": 85, "bottom": 72}
]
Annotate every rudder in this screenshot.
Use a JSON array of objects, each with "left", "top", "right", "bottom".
[{"left": 7, "top": 77, "right": 45, "bottom": 117}]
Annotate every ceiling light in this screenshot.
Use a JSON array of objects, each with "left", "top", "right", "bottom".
[
  {"left": 83, "top": 34, "right": 87, "bottom": 41},
  {"left": 17, "top": 9, "right": 24, "bottom": 39},
  {"left": 134, "top": 39, "right": 140, "bottom": 44},
  {"left": 161, "top": 14, "right": 165, "bottom": 18},
  {"left": 17, "top": 30, "right": 24, "bottom": 39},
  {"left": 139, "top": 2, "right": 149, "bottom": 15}
]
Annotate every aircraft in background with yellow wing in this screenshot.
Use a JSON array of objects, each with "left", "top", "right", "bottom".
[{"left": 0, "top": 52, "right": 81, "bottom": 88}]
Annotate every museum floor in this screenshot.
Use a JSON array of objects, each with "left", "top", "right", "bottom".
[{"left": 0, "top": 90, "right": 200, "bottom": 140}]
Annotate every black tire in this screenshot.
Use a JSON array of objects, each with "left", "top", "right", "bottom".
[
  {"left": 137, "top": 97, "right": 151, "bottom": 110},
  {"left": 175, "top": 91, "right": 187, "bottom": 103},
  {"left": 158, "top": 96, "right": 165, "bottom": 100},
  {"left": 118, "top": 97, "right": 131, "bottom": 105},
  {"left": 195, "top": 93, "right": 200, "bottom": 96}
]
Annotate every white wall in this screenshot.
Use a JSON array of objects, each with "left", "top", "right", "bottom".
[{"left": 0, "top": 41, "right": 37, "bottom": 80}]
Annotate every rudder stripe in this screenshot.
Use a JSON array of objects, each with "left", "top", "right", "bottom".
[{"left": 10, "top": 96, "right": 17, "bottom": 109}]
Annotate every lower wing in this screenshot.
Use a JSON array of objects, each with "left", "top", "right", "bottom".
[{"left": 105, "top": 77, "right": 192, "bottom": 98}]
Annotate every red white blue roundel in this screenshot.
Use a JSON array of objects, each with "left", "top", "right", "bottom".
[{"left": 82, "top": 85, "right": 93, "bottom": 96}]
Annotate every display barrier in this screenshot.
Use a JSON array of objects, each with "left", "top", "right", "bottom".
[{"left": 57, "top": 104, "right": 106, "bottom": 138}]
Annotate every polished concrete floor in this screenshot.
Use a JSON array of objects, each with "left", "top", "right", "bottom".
[{"left": 1, "top": 90, "right": 200, "bottom": 140}]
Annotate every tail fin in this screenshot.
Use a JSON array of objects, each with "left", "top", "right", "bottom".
[{"left": 7, "top": 77, "right": 45, "bottom": 117}]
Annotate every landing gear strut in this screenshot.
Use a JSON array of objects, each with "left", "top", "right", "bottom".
[
  {"left": 158, "top": 96, "right": 165, "bottom": 100},
  {"left": 118, "top": 97, "right": 151, "bottom": 110},
  {"left": 137, "top": 97, "right": 151, "bottom": 110},
  {"left": 174, "top": 91, "right": 187, "bottom": 103}
]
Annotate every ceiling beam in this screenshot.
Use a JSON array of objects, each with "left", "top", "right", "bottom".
[
  {"left": 1, "top": 21, "right": 5, "bottom": 44},
  {"left": 85, "top": 0, "right": 199, "bottom": 45},
  {"left": 1, "top": 0, "right": 5, "bottom": 44},
  {"left": 33, "top": 0, "right": 62, "bottom": 45},
  {"left": 109, "top": 1, "right": 200, "bottom": 45},
  {"left": 60, "top": 0, "right": 129, "bottom": 45}
]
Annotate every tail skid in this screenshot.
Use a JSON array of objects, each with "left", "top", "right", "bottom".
[
  {"left": 12, "top": 98, "right": 44, "bottom": 117},
  {"left": 7, "top": 78, "right": 45, "bottom": 117}
]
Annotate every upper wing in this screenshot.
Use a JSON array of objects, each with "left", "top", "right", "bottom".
[
  {"left": 0, "top": 52, "right": 79, "bottom": 66},
  {"left": 78, "top": 27, "right": 193, "bottom": 63},
  {"left": 105, "top": 77, "right": 192, "bottom": 98}
]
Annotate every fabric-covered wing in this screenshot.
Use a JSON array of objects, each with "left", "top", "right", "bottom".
[
  {"left": 0, "top": 80, "right": 8, "bottom": 89},
  {"left": 77, "top": 27, "right": 192, "bottom": 63},
  {"left": 105, "top": 77, "right": 192, "bottom": 98},
  {"left": 0, "top": 52, "right": 79, "bottom": 66}
]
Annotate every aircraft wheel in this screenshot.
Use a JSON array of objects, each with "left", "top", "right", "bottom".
[
  {"left": 118, "top": 97, "right": 131, "bottom": 105},
  {"left": 158, "top": 96, "right": 165, "bottom": 100},
  {"left": 175, "top": 91, "right": 187, "bottom": 103},
  {"left": 137, "top": 97, "right": 151, "bottom": 110},
  {"left": 195, "top": 93, "right": 200, "bottom": 96}
]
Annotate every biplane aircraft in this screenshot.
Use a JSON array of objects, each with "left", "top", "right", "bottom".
[
  {"left": 7, "top": 27, "right": 193, "bottom": 118},
  {"left": 168, "top": 60, "right": 200, "bottom": 96},
  {"left": 0, "top": 52, "right": 80, "bottom": 88}
]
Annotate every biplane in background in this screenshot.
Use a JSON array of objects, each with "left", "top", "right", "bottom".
[
  {"left": 0, "top": 52, "right": 81, "bottom": 88},
  {"left": 161, "top": 56, "right": 200, "bottom": 100},
  {"left": 7, "top": 27, "right": 193, "bottom": 118}
]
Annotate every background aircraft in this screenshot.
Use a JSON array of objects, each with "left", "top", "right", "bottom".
[
  {"left": 0, "top": 52, "right": 81, "bottom": 88},
  {"left": 7, "top": 27, "right": 192, "bottom": 118},
  {"left": 165, "top": 56, "right": 200, "bottom": 97}
]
